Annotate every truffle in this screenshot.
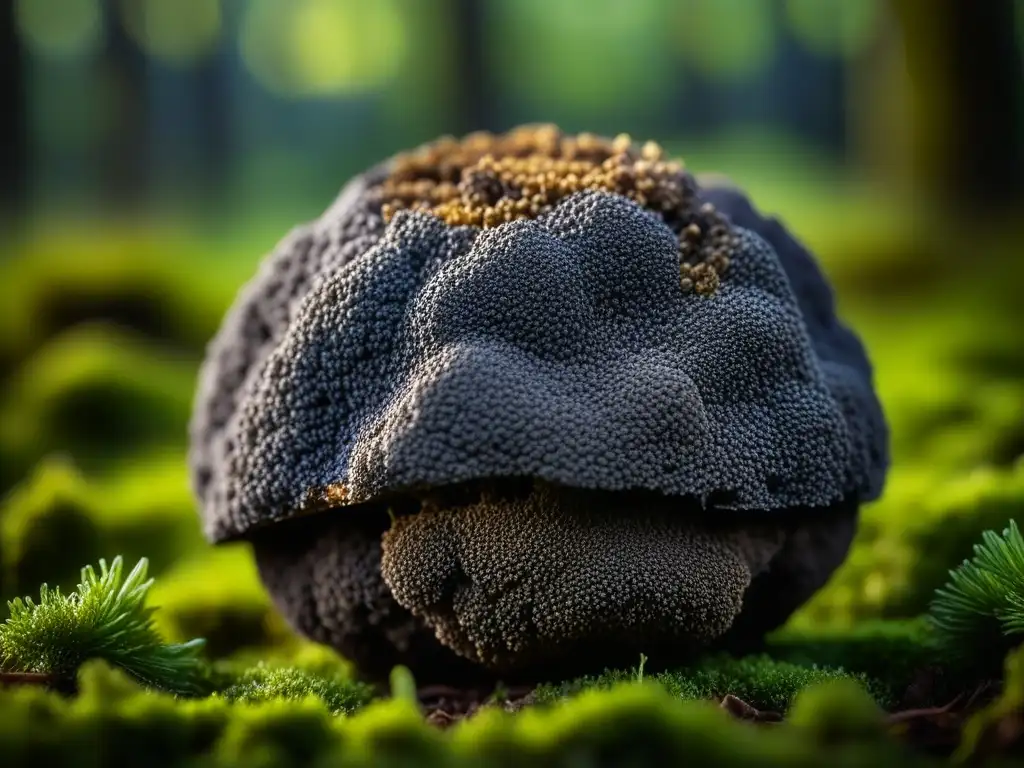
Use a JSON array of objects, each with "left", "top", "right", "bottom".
[{"left": 189, "top": 126, "right": 888, "bottom": 680}]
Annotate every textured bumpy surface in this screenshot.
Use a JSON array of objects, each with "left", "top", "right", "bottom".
[
  {"left": 190, "top": 127, "right": 888, "bottom": 675},
  {"left": 191, "top": 184, "right": 886, "bottom": 542},
  {"left": 380, "top": 481, "right": 785, "bottom": 670},
  {"left": 249, "top": 480, "right": 859, "bottom": 680}
]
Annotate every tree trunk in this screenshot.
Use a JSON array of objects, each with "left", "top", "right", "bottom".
[
  {"left": 0, "top": 2, "right": 27, "bottom": 221},
  {"left": 450, "top": 0, "right": 494, "bottom": 134},
  {"left": 101, "top": 7, "right": 150, "bottom": 207},
  {"left": 891, "top": 0, "right": 1024, "bottom": 212}
]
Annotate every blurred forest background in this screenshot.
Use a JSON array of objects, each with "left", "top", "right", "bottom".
[{"left": 0, "top": 0, "right": 1021, "bottom": 656}]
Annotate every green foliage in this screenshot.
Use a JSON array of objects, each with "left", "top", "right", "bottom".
[
  {"left": 532, "top": 653, "right": 894, "bottom": 713},
  {"left": 929, "top": 520, "right": 1024, "bottom": 672},
  {"left": 219, "top": 663, "right": 374, "bottom": 716},
  {"left": 149, "top": 546, "right": 295, "bottom": 656},
  {"left": 0, "top": 556, "right": 208, "bottom": 696}
]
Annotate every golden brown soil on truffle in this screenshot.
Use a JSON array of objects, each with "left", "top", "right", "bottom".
[{"left": 371, "top": 124, "right": 736, "bottom": 296}]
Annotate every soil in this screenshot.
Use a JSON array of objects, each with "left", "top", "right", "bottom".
[{"left": 414, "top": 680, "right": 1002, "bottom": 759}]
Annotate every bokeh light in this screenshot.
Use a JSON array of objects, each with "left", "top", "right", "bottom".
[
  {"left": 239, "top": 0, "right": 408, "bottom": 98},
  {"left": 675, "top": 0, "right": 776, "bottom": 79},
  {"left": 118, "top": 0, "right": 223, "bottom": 68},
  {"left": 785, "top": 0, "right": 882, "bottom": 58},
  {"left": 491, "top": 0, "right": 675, "bottom": 112},
  {"left": 14, "top": 0, "right": 104, "bottom": 60}
]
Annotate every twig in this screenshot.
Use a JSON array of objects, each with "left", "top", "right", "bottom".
[
  {"left": 0, "top": 671, "right": 60, "bottom": 687},
  {"left": 417, "top": 684, "right": 475, "bottom": 702},
  {"left": 885, "top": 691, "right": 966, "bottom": 726},
  {"left": 719, "top": 694, "right": 783, "bottom": 723}
]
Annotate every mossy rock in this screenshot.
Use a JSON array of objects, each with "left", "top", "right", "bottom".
[{"left": 0, "top": 324, "right": 197, "bottom": 486}]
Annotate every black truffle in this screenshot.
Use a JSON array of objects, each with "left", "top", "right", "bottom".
[{"left": 189, "top": 127, "right": 888, "bottom": 679}]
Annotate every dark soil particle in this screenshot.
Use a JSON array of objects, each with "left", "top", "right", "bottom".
[
  {"left": 414, "top": 680, "right": 1001, "bottom": 759},
  {"left": 417, "top": 684, "right": 537, "bottom": 729}
]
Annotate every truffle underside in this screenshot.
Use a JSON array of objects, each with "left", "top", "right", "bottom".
[{"left": 250, "top": 480, "right": 858, "bottom": 683}]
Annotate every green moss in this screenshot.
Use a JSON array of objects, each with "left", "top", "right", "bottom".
[
  {"left": 798, "top": 461, "right": 1024, "bottom": 625},
  {"left": 0, "top": 659, "right": 943, "bottom": 768},
  {"left": 149, "top": 546, "right": 295, "bottom": 657},
  {"left": 0, "top": 228, "right": 234, "bottom": 372},
  {"left": 787, "top": 678, "right": 888, "bottom": 746},
  {"left": 0, "top": 324, "right": 198, "bottom": 484},
  {"left": 0, "top": 458, "right": 203, "bottom": 602},
  {"left": 767, "top": 619, "right": 946, "bottom": 705},
  {"left": 851, "top": 278, "right": 1023, "bottom": 467},
  {"left": 218, "top": 663, "right": 375, "bottom": 716},
  {"left": 532, "top": 653, "right": 894, "bottom": 713},
  {"left": 0, "top": 459, "right": 102, "bottom": 602}
]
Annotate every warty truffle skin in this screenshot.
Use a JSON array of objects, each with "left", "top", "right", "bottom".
[
  {"left": 189, "top": 129, "right": 889, "bottom": 678},
  {"left": 191, "top": 186, "right": 886, "bottom": 543}
]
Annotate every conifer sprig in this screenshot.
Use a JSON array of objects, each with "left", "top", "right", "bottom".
[
  {"left": 0, "top": 556, "right": 209, "bottom": 696},
  {"left": 929, "top": 520, "right": 1024, "bottom": 661}
]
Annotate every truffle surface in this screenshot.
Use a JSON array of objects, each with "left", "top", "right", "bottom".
[{"left": 190, "top": 127, "right": 888, "bottom": 676}]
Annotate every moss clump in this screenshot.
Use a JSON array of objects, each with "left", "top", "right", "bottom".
[
  {"left": 219, "top": 663, "right": 374, "bottom": 716},
  {"left": 0, "top": 458, "right": 203, "bottom": 603},
  {"left": 373, "top": 124, "right": 737, "bottom": 295},
  {"left": 0, "top": 228, "right": 232, "bottom": 372},
  {"left": 0, "top": 556, "right": 208, "bottom": 695},
  {"left": 0, "top": 324, "right": 197, "bottom": 484},
  {"left": 787, "top": 678, "right": 889, "bottom": 746},
  {"left": 149, "top": 547, "right": 294, "bottom": 657},
  {"left": 532, "top": 653, "right": 893, "bottom": 713},
  {"left": 768, "top": 619, "right": 948, "bottom": 707},
  {"left": 0, "top": 459, "right": 102, "bottom": 603}
]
